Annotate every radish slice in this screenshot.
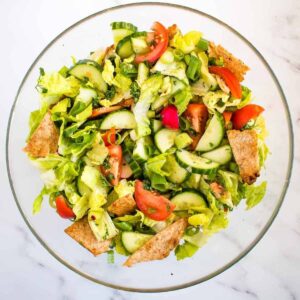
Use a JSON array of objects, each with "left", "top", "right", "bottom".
[{"left": 161, "top": 105, "right": 179, "bottom": 129}]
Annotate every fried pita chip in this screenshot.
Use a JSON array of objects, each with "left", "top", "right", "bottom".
[
  {"left": 107, "top": 194, "right": 136, "bottom": 217},
  {"left": 208, "top": 42, "right": 250, "bottom": 82},
  {"left": 65, "top": 217, "right": 111, "bottom": 256},
  {"left": 227, "top": 129, "right": 260, "bottom": 184},
  {"left": 124, "top": 218, "right": 188, "bottom": 267},
  {"left": 24, "top": 112, "right": 59, "bottom": 157}
]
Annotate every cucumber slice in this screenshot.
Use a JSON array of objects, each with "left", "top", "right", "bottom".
[
  {"left": 137, "top": 62, "right": 149, "bottom": 86},
  {"left": 171, "top": 190, "right": 207, "bottom": 211},
  {"left": 100, "top": 110, "right": 136, "bottom": 130},
  {"left": 77, "top": 177, "right": 91, "bottom": 196},
  {"left": 111, "top": 22, "right": 137, "bottom": 31},
  {"left": 111, "top": 22, "right": 137, "bottom": 45},
  {"left": 122, "top": 232, "right": 153, "bottom": 253},
  {"left": 69, "top": 60, "right": 107, "bottom": 92},
  {"left": 196, "top": 113, "right": 224, "bottom": 152},
  {"left": 164, "top": 155, "right": 190, "bottom": 184},
  {"left": 131, "top": 36, "right": 149, "bottom": 54},
  {"left": 154, "top": 128, "right": 178, "bottom": 153},
  {"left": 133, "top": 136, "right": 153, "bottom": 162},
  {"left": 175, "top": 133, "right": 193, "bottom": 149},
  {"left": 175, "top": 149, "right": 219, "bottom": 175},
  {"left": 201, "top": 145, "right": 232, "bottom": 164},
  {"left": 116, "top": 35, "right": 134, "bottom": 58},
  {"left": 150, "top": 119, "right": 162, "bottom": 133},
  {"left": 69, "top": 87, "right": 97, "bottom": 116}
]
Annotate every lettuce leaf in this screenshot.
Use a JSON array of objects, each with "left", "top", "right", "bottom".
[
  {"left": 51, "top": 98, "right": 71, "bottom": 113},
  {"left": 114, "top": 179, "right": 135, "bottom": 198},
  {"left": 244, "top": 181, "right": 267, "bottom": 210},
  {"left": 152, "top": 56, "right": 188, "bottom": 84},
  {"left": 133, "top": 75, "right": 163, "bottom": 137},
  {"left": 37, "top": 72, "right": 80, "bottom": 99},
  {"left": 72, "top": 194, "right": 89, "bottom": 220},
  {"left": 172, "top": 87, "right": 193, "bottom": 115},
  {"left": 199, "top": 177, "right": 221, "bottom": 213},
  {"left": 197, "top": 52, "right": 217, "bottom": 89},
  {"left": 32, "top": 186, "right": 50, "bottom": 214},
  {"left": 27, "top": 103, "right": 48, "bottom": 140},
  {"left": 88, "top": 208, "right": 118, "bottom": 241},
  {"left": 146, "top": 153, "right": 170, "bottom": 177},
  {"left": 206, "top": 211, "right": 229, "bottom": 234},
  {"left": 203, "top": 91, "right": 240, "bottom": 113},
  {"left": 102, "top": 59, "right": 115, "bottom": 85},
  {"left": 170, "top": 31, "right": 202, "bottom": 54},
  {"left": 85, "top": 133, "right": 108, "bottom": 166},
  {"left": 218, "top": 170, "right": 241, "bottom": 206},
  {"left": 237, "top": 86, "right": 252, "bottom": 108},
  {"left": 175, "top": 241, "right": 199, "bottom": 260}
]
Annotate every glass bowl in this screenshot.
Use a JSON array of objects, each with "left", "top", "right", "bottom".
[{"left": 6, "top": 2, "right": 293, "bottom": 292}]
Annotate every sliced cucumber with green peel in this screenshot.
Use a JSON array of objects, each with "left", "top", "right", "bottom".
[
  {"left": 150, "top": 119, "right": 162, "bottom": 133},
  {"left": 111, "top": 22, "right": 137, "bottom": 45},
  {"left": 69, "top": 60, "right": 107, "bottom": 92},
  {"left": 116, "top": 35, "right": 134, "bottom": 58},
  {"left": 171, "top": 190, "right": 207, "bottom": 211},
  {"left": 100, "top": 110, "right": 136, "bottom": 130},
  {"left": 133, "top": 136, "right": 153, "bottom": 162},
  {"left": 154, "top": 128, "right": 179, "bottom": 153},
  {"left": 176, "top": 149, "right": 219, "bottom": 174},
  {"left": 196, "top": 113, "right": 224, "bottom": 152},
  {"left": 122, "top": 232, "right": 153, "bottom": 253},
  {"left": 131, "top": 33, "right": 149, "bottom": 54},
  {"left": 201, "top": 145, "right": 232, "bottom": 164},
  {"left": 164, "top": 155, "right": 190, "bottom": 184}
]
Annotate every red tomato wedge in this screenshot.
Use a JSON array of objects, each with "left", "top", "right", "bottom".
[
  {"left": 184, "top": 104, "right": 208, "bottom": 134},
  {"left": 161, "top": 105, "right": 179, "bottom": 129},
  {"left": 55, "top": 195, "right": 75, "bottom": 219},
  {"left": 232, "top": 104, "right": 264, "bottom": 130},
  {"left": 209, "top": 66, "right": 242, "bottom": 99},
  {"left": 135, "top": 22, "right": 169, "bottom": 64},
  {"left": 134, "top": 180, "right": 175, "bottom": 221},
  {"left": 101, "top": 144, "right": 122, "bottom": 186},
  {"left": 223, "top": 111, "right": 233, "bottom": 125},
  {"left": 102, "top": 128, "right": 116, "bottom": 146}
]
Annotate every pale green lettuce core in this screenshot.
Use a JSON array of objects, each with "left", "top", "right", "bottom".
[{"left": 133, "top": 75, "right": 163, "bottom": 137}]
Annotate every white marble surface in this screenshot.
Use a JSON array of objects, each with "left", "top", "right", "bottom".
[{"left": 1, "top": 0, "right": 299, "bottom": 299}]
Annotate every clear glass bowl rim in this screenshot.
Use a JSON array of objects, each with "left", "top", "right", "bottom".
[{"left": 6, "top": 2, "right": 294, "bottom": 293}]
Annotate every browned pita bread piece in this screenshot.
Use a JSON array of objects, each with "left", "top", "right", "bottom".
[
  {"left": 65, "top": 217, "right": 111, "bottom": 256},
  {"left": 107, "top": 194, "right": 136, "bottom": 217},
  {"left": 124, "top": 218, "right": 188, "bottom": 267},
  {"left": 208, "top": 42, "right": 250, "bottom": 82},
  {"left": 24, "top": 112, "right": 59, "bottom": 157},
  {"left": 227, "top": 129, "right": 260, "bottom": 184}
]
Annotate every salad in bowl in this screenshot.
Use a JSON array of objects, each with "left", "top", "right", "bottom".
[{"left": 24, "top": 21, "right": 268, "bottom": 266}]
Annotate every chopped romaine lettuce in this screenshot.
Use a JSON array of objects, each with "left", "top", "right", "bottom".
[
  {"left": 37, "top": 72, "right": 80, "bottom": 100},
  {"left": 114, "top": 179, "right": 135, "bottom": 198},
  {"left": 170, "top": 31, "right": 202, "bottom": 54},
  {"left": 203, "top": 91, "right": 240, "bottom": 113},
  {"left": 85, "top": 133, "right": 109, "bottom": 166},
  {"left": 133, "top": 75, "right": 163, "bottom": 137},
  {"left": 175, "top": 241, "right": 199, "bottom": 260},
  {"left": 244, "top": 181, "right": 267, "bottom": 209},
  {"left": 88, "top": 208, "right": 118, "bottom": 241}
]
